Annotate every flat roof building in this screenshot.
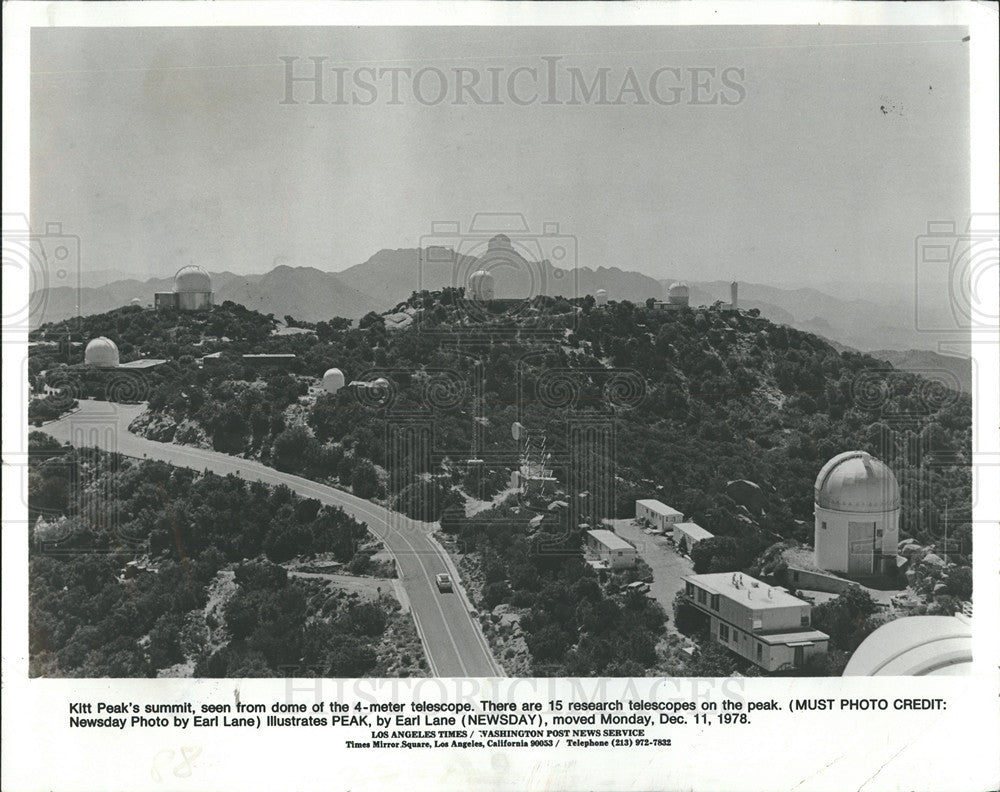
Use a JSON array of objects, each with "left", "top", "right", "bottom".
[
  {"left": 241, "top": 353, "right": 297, "bottom": 366},
  {"left": 682, "top": 572, "right": 829, "bottom": 672},
  {"left": 119, "top": 359, "right": 168, "bottom": 369},
  {"left": 635, "top": 499, "right": 683, "bottom": 532},
  {"left": 674, "top": 521, "right": 714, "bottom": 550},
  {"left": 586, "top": 529, "right": 638, "bottom": 570}
]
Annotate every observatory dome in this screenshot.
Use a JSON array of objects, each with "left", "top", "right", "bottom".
[
  {"left": 468, "top": 269, "right": 495, "bottom": 300},
  {"left": 84, "top": 336, "right": 120, "bottom": 367},
  {"left": 668, "top": 282, "right": 689, "bottom": 298},
  {"left": 322, "top": 368, "right": 345, "bottom": 394},
  {"left": 814, "top": 451, "right": 900, "bottom": 513},
  {"left": 487, "top": 234, "right": 512, "bottom": 251},
  {"left": 173, "top": 265, "right": 212, "bottom": 293},
  {"left": 843, "top": 615, "right": 971, "bottom": 676}
]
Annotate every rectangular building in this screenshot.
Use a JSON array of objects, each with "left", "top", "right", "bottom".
[
  {"left": 585, "top": 529, "right": 638, "bottom": 570},
  {"left": 635, "top": 499, "right": 683, "bottom": 533},
  {"left": 674, "top": 521, "right": 713, "bottom": 549},
  {"left": 682, "top": 572, "right": 829, "bottom": 672}
]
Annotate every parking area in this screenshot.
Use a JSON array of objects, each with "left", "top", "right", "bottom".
[{"left": 605, "top": 518, "right": 694, "bottom": 634}]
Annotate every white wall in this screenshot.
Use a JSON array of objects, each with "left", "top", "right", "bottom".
[{"left": 814, "top": 505, "right": 899, "bottom": 573}]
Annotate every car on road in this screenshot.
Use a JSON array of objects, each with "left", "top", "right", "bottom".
[
  {"left": 626, "top": 581, "right": 651, "bottom": 594},
  {"left": 435, "top": 573, "right": 453, "bottom": 592}
]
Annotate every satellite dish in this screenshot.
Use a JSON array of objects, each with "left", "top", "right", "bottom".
[{"left": 511, "top": 421, "right": 524, "bottom": 441}]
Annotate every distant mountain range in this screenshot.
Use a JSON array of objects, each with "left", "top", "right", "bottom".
[
  {"left": 29, "top": 244, "right": 970, "bottom": 376},
  {"left": 868, "top": 349, "right": 972, "bottom": 393}
]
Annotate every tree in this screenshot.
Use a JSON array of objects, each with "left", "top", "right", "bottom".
[
  {"left": 326, "top": 636, "right": 377, "bottom": 676},
  {"left": 811, "top": 587, "right": 878, "bottom": 651},
  {"left": 672, "top": 591, "right": 707, "bottom": 636},
  {"left": 351, "top": 460, "right": 381, "bottom": 499},
  {"left": 272, "top": 425, "right": 318, "bottom": 473}
]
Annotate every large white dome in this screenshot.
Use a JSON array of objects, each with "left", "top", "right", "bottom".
[
  {"left": 815, "top": 451, "right": 900, "bottom": 513},
  {"left": 84, "top": 336, "right": 120, "bottom": 367},
  {"left": 843, "top": 615, "right": 971, "bottom": 676},
  {"left": 173, "top": 265, "right": 212, "bottom": 293},
  {"left": 322, "top": 368, "right": 345, "bottom": 394}
]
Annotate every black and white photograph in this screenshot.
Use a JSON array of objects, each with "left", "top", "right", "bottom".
[{"left": 3, "top": 4, "right": 998, "bottom": 792}]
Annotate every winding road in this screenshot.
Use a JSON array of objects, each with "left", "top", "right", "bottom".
[{"left": 41, "top": 400, "right": 502, "bottom": 678}]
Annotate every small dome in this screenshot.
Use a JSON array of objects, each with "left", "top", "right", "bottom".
[
  {"left": 595, "top": 289, "right": 607, "bottom": 296},
  {"left": 668, "top": 281, "right": 690, "bottom": 296},
  {"left": 84, "top": 336, "right": 120, "bottom": 367},
  {"left": 815, "top": 451, "right": 900, "bottom": 512},
  {"left": 487, "top": 234, "right": 512, "bottom": 251},
  {"left": 468, "top": 269, "right": 495, "bottom": 300},
  {"left": 173, "top": 265, "right": 212, "bottom": 293},
  {"left": 322, "top": 368, "right": 345, "bottom": 394}
]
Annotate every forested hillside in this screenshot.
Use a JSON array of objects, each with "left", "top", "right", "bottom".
[
  {"left": 29, "top": 291, "right": 971, "bottom": 675},
  {"left": 27, "top": 433, "right": 423, "bottom": 678}
]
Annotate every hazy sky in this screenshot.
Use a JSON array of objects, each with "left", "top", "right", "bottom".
[{"left": 32, "top": 26, "right": 969, "bottom": 290}]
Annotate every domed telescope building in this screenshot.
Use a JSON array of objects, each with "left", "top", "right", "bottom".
[
  {"left": 814, "top": 451, "right": 900, "bottom": 576},
  {"left": 468, "top": 269, "right": 495, "bottom": 301},
  {"left": 322, "top": 367, "right": 345, "bottom": 394},
  {"left": 843, "top": 614, "right": 972, "bottom": 676},
  {"left": 155, "top": 265, "right": 214, "bottom": 311},
  {"left": 84, "top": 336, "right": 120, "bottom": 367},
  {"left": 595, "top": 288, "right": 608, "bottom": 307},
  {"left": 665, "top": 281, "right": 690, "bottom": 310}
]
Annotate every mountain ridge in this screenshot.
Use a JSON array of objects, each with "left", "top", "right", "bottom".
[{"left": 29, "top": 248, "right": 966, "bottom": 356}]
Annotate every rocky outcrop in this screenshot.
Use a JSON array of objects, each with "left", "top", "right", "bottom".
[{"left": 726, "top": 479, "right": 767, "bottom": 515}]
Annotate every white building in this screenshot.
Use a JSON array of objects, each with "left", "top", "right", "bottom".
[
  {"left": 586, "top": 529, "right": 638, "bottom": 569},
  {"left": 635, "top": 499, "right": 683, "bottom": 533},
  {"left": 665, "top": 281, "right": 689, "bottom": 310},
  {"left": 674, "top": 521, "right": 713, "bottom": 550},
  {"left": 468, "top": 269, "right": 495, "bottom": 301},
  {"left": 595, "top": 289, "right": 608, "bottom": 307},
  {"left": 83, "top": 336, "right": 120, "bottom": 367},
  {"left": 843, "top": 614, "right": 972, "bottom": 676},
  {"left": 814, "top": 451, "right": 900, "bottom": 576},
  {"left": 683, "top": 572, "right": 829, "bottom": 672},
  {"left": 155, "top": 265, "right": 214, "bottom": 311}
]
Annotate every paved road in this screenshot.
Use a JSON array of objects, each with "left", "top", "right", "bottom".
[
  {"left": 42, "top": 400, "right": 502, "bottom": 677},
  {"left": 608, "top": 518, "right": 694, "bottom": 634}
]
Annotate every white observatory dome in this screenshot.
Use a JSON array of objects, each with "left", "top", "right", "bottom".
[
  {"left": 84, "top": 336, "right": 120, "bottom": 367},
  {"left": 487, "top": 234, "right": 513, "bottom": 251},
  {"left": 815, "top": 451, "right": 900, "bottom": 513},
  {"left": 322, "top": 368, "right": 345, "bottom": 394},
  {"left": 843, "top": 615, "right": 971, "bottom": 676},
  {"left": 668, "top": 282, "right": 690, "bottom": 298},
  {"left": 173, "top": 265, "right": 212, "bottom": 293},
  {"left": 468, "top": 269, "right": 495, "bottom": 300}
]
